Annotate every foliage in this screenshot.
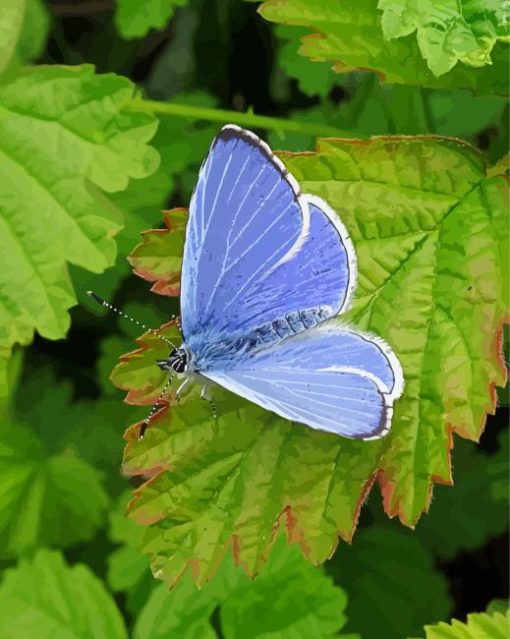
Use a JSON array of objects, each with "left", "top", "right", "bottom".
[
  {"left": 0, "top": 0, "right": 507, "bottom": 636},
  {"left": 109, "top": 515, "right": 358, "bottom": 639},
  {"left": 326, "top": 527, "right": 452, "bottom": 638},
  {"left": 256, "top": 0, "right": 509, "bottom": 94},
  {"left": 416, "top": 607, "right": 510, "bottom": 639},
  {"left": 0, "top": 406, "right": 109, "bottom": 557},
  {"left": 111, "top": 135, "right": 507, "bottom": 586},
  {"left": 0, "top": 550, "right": 127, "bottom": 639},
  {"left": 0, "top": 0, "right": 49, "bottom": 76},
  {"left": 0, "top": 63, "right": 159, "bottom": 364},
  {"left": 415, "top": 430, "right": 509, "bottom": 557},
  {"left": 115, "top": 0, "right": 189, "bottom": 40},
  {"left": 378, "top": 0, "right": 510, "bottom": 77}
]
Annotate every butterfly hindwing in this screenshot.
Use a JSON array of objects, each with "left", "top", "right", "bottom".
[{"left": 204, "top": 326, "right": 404, "bottom": 440}]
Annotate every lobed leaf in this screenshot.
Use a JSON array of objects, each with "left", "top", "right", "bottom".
[
  {"left": 0, "top": 550, "right": 127, "bottom": 639},
  {"left": 256, "top": 0, "right": 509, "bottom": 95},
  {"left": 378, "top": 0, "right": 510, "bottom": 77},
  {"left": 0, "top": 419, "right": 109, "bottom": 557},
  {"left": 130, "top": 534, "right": 357, "bottom": 639},
  {"left": 115, "top": 0, "right": 189, "bottom": 39},
  {"left": 0, "top": 64, "right": 159, "bottom": 367},
  {"left": 415, "top": 607, "right": 510, "bottom": 639},
  {"left": 113, "top": 135, "right": 508, "bottom": 586}
]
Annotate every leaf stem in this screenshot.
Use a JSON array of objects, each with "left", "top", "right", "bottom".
[{"left": 127, "top": 97, "right": 352, "bottom": 138}]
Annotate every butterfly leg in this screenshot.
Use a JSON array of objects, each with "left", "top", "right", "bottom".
[
  {"left": 175, "top": 377, "right": 193, "bottom": 406},
  {"left": 200, "top": 385, "right": 217, "bottom": 421},
  {"left": 139, "top": 374, "right": 173, "bottom": 439}
]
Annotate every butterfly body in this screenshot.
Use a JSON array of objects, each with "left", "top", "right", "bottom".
[{"left": 157, "top": 125, "right": 404, "bottom": 440}]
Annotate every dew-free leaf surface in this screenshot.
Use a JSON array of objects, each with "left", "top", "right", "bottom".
[
  {"left": 0, "top": 419, "right": 109, "bottom": 556},
  {"left": 115, "top": 0, "right": 189, "bottom": 39},
  {"left": 415, "top": 608, "right": 510, "bottom": 639},
  {"left": 112, "top": 135, "right": 508, "bottom": 585},
  {"left": 256, "top": 0, "right": 509, "bottom": 94},
  {"left": 132, "top": 535, "right": 357, "bottom": 639},
  {"left": 378, "top": 0, "right": 510, "bottom": 76},
  {"left": 0, "top": 64, "right": 159, "bottom": 367},
  {"left": 0, "top": 550, "right": 127, "bottom": 639}
]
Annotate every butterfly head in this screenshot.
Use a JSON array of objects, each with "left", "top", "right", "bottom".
[{"left": 157, "top": 347, "right": 188, "bottom": 374}]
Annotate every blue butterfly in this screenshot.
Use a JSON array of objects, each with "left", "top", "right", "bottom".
[
  {"left": 154, "top": 125, "right": 404, "bottom": 440},
  {"left": 89, "top": 126, "right": 404, "bottom": 439}
]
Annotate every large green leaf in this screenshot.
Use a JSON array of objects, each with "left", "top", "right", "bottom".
[
  {"left": 130, "top": 534, "right": 357, "bottom": 639},
  {"left": 415, "top": 608, "right": 510, "bottom": 639},
  {"left": 256, "top": 0, "right": 509, "bottom": 94},
  {"left": 0, "top": 550, "right": 127, "bottom": 639},
  {"left": 115, "top": 0, "right": 189, "bottom": 39},
  {"left": 327, "top": 527, "right": 452, "bottom": 639},
  {"left": 0, "top": 64, "right": 159, "bottom": 363},
  {"left": 112, "top": 135, "right": 508, "bottom": 586},
  {"left": 378, "top": 0, "right": 510, "bottom": 77}
]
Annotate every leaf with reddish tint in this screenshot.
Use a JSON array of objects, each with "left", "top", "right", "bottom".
[
  {"left": 113, "top": 135, "right": 508, "bottom": 586},
  {"left": 256, "top": 0, "right": 509, "bottom": 95},
  {"left": 129, "top": 209, "right": 187, "bottom": 297}
]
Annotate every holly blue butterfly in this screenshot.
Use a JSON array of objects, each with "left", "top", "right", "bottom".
[{"left": 154, "top": 125, "right": 404, "bottom": 440}]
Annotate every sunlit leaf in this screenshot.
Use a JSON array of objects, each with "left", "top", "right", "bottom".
[
  {"left": 378, "top": 0, "right": 510, "bottom": 76},
  {"left": 0, "top": 64, "right": 159, "bottom": 371},
  {"left": 112, "top": 135, "right": 508, "bottom": 586},
  {"left": 256, "top": 0, "right": 509, "bottom": 94},
  {"left": 0, "top": 550, "right": 127, "bottom": 639},
  {"left": 416, "top": 607, "right": 509, "bottom": 639}
]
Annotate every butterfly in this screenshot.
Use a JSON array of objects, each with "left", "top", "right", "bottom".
[{"left": 91, "top": 125, "right": 404, "bottom": 439}]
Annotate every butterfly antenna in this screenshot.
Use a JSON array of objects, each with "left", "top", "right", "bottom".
[
  {"left": 139, "top": 374, "right": 174, "bottom": 439},
  {"left": 87, "top": 291, "right": 178, "bottom": 349}
]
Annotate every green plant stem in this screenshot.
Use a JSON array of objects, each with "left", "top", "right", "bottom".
[{"left": 127, "top": 97, "right": 353, "bottom": 138}]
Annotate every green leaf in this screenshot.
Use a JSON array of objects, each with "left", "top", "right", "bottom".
[
  {"left": 107, "top": 492, "right": 155, "bottom": 615},
  {"left": 115, "top": 0, "right": 189, "bottom": 39},
  {"left": 0, "top": 64, "right": 159, "bottom": 365},
  {"left": 415, "top": 430, "right": 509, "bottom": 557},
  {"left": 416, "top": 608, "right": 510, "bottom": 639},
  {"left": 275, "top": 25, "right": 339, "bottom": 97},
  {"left": 220, "top": 540, "right": 355, "bottom": 639},
  {"left": 112, "top": 135, "right": 508, "bottom": 586},
  {"left": 256, "top": 0, "right": 509, "bottom": 94},
  {"left": 0, "top": 0, "right": 49, "bottom": 76},
  {"left": 132, "top": 535, "right": 357, "bottom": 639},
  {"left": 0, "top": 419, "right": 109, "bottom": 556},
  {"left": 0, "top": 549, "right": 127, "bottom": 639},
  {"left": 378, "top": 0, "right": 510, "bottom": 77},
  {"left": 327, "top": 527, "right": 452, "bottom": 639},
  {"left": 0, "top": 1, "right": 25, "bottom": 76}
]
